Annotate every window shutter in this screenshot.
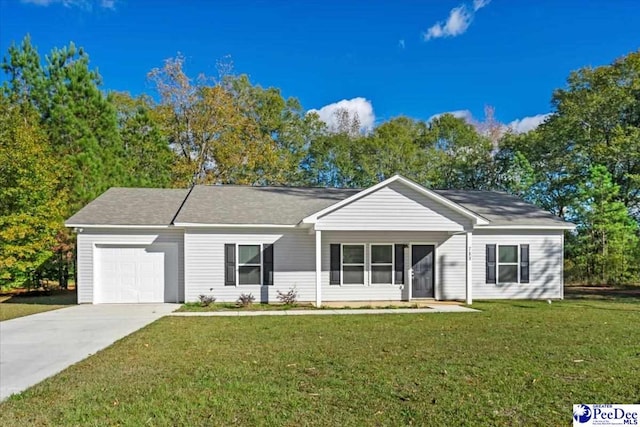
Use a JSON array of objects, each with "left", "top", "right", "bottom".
[
  {"left": 520, "top": 244, "right": 529, "bottom": 284},
  {"left": 486, "top": 244, "right": 496, "bottom": 284},
  {"left": 224, "top": 244, "right": 236, "bottom": 286},
  {"left": 263, "top": 244, "right": 274, "bottom": 286},
  {"left": 394, "top": 244, "right": 404, "bottom": 284},
  {"left": 330, "top": 244, "right": 340, "bottom": 285}
]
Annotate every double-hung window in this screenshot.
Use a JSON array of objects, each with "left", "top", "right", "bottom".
[
  {"left": 497, "top": 245, "right": 519, "bottom": 283},
  {"left": 370, "top": 244, "right": 393, "bottom": 284},
  {"left": 238, "top": 244, "right": 261, "bottom": 285},
  {"left": 487, "top": 244, "right": 529, "bottom": 284},
  {"left": 342, "top": 244, "right": 365, "bottom": 285}
]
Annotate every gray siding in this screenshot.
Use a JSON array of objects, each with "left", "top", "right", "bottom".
[
  {"left": 321, "top": 231, "right": 467, "bottom": 301},
  {"left": 316, "top": 182, "right": 471, "bottom": 231},
  {"left": 184, "top": 228, "right": 316, "bottom": 303},
  {"left": 472, "top": 230, "right": 564, "bottom": 299},
  {"left": 76, "top": 228, "right": 185, "bottom": 304}
]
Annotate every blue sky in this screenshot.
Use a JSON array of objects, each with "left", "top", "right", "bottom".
[{"left": 1, "top": 0, "right": 639, "bottom": 131}]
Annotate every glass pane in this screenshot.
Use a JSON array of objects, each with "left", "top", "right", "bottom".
[
  {"left": 371, "top": 245, "right": 392, "bottom": 264},
  {"left": 499, "top": 265, "right": 518, "bottom": 283},
  {"left": 499, "top": 246, "right": 518, "bottom": 263},
  {"left": 239, "top": 245, "right": 261, "bottom": 265},
  {"left": 371, "top": 265, "right": 393, "bottom": 284},
  {"left": 343, "top": 266, "right": 364, "bottom": 284},
  {"left": 239, "top": 266, "right": 261, "bottom": 284},
  {"left": 343, "top": 245, "right": 364, "bottom": 264}
]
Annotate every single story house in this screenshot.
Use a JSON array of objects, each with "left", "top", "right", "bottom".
[{"left": 65, "top": 175, "right": 575, "bottom": 306}]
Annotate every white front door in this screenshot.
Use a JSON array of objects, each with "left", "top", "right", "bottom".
[{"left": 95, "top": 244, "right": 178, "bottom": 303}]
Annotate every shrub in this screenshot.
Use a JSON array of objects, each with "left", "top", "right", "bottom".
[
  {"left": 236, "top": 293, "right": 255, "bottom": 307},
  {"left": 198, "top": 294, "right": 216, "bottom": 307},
  {"left": 276, "top": 286, "right": 298, "bottom": 305}
]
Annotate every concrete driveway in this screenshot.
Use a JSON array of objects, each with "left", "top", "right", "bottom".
[{"left": 0, "top": 303, "right": 178, "bottom": 401}]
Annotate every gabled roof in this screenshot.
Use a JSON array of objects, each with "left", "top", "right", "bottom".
[
  {"left": 174, "top": 186, "right": 360, "bottom": 226},
  {"left": 301, "top": 175, "right": 490, "bottom": 226},
  {"left": 65, "top": 188, "right": 190, "bottom": 227},
  {"left": 65, "top": 176, "right": 575, "bottom": 229},
  {"left": 433, "top": 190, "right": 572, "bottom": 228}
]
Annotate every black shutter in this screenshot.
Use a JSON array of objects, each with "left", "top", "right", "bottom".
[
  {"left": 330, "top": 244, "right": 341, "bottom": 285},
  {"left": 263, "top": 244, "right": 274, "bottom": 286},
  {"left": 520, "top": 244, "right": 529, "bottom": 284},
  {"left": 394, "top": 244, "right": 404, "bottom": 284},
  {"left": 224, "top": 244, "right": 236, "bottom": 286},
  {"left": 486, "top": 244, "right": 496, "bottom": 284}
]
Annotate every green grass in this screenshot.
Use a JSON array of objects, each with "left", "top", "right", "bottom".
[
  {"left": 1, "top": 297, "right": 639, "bottom": 426},
  {"left": 0, "top": 290, "right": 76, "bottom": 321}
]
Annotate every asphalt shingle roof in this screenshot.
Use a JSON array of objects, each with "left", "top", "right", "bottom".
[
  {"left": 433, "top": 189, "right": 569, "bottom": 226},
  {"left": 65, "top": 188, "right": 190, "bottom": 226},
  {"left": 174, "top": 186, "right": 361, "bottom": 225},
  {"left": 65, "top": 184, "right": 572, "bottom": 228}
]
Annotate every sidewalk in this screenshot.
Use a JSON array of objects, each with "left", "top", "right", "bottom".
[{"left": 170, "top": 305, "right": 479, "bottom": 317}]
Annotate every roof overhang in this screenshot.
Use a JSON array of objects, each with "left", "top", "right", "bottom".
[
  {"left": 474, "top": 224, "right": 576, "bottom": 230},
  {"left": 65, "top": 224, "right": 171, "bottom": 229},
  {"left": 172, "top": 223, "right": 298, "bottom": 228},
  {"left": 301, "top": 175, "right": 490, "bottom": 226}
]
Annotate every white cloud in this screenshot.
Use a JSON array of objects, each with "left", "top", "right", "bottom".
[
  {"left": 308, "top": 97, "right": 376, "bottom": 134},
  {"left": 508, "top": 113, "right": 551, "bottom": 134},
  {"left": 428, "top": 109, "right": 474, "bottom": 123},
  {"left": 473, "top": 0, "right": 491, "bottom": 11},
  {"left": 21, "top": 0, "right": 115, "bottom": 9},
  {"left": 423, "top": 1, "right": 490, "bottom": 41}
]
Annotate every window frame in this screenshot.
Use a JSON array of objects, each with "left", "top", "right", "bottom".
[
  {"left": 369, "top": 244, "right": 395, "bottom": 285},
  {"left": 340, "top": 243, "right": 366, "bottom": 286},
  {"left": 497, "top": 244, "right": 519, "bottom": 284},
  {"left": 236, "top": 244, "right": 263, "bottom": 286}
]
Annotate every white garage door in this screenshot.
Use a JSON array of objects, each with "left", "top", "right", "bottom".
[{"left": 95, "top": 244, "right": 178, "bottom": 303}]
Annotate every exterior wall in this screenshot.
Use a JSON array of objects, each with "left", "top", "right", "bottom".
[
  {"left": 321, "top": 231, "right": 467, "bottom": 301},
  {"left": 184, "top": 228, "right": 316, "bottom": 303},
  {"left": 316, "top": 182, "right": 471, "bottom": 231},
  {"left": 472, "top": 229, "right": 564, "bottom": 299},
  {"left": 76, "top": 228, "right": 185, "bottom": 304}
]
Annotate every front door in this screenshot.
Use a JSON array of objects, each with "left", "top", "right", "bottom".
[{"left": 412, "top": 245, "right": 435, "bottom": 298}]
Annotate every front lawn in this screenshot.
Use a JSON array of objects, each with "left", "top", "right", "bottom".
[
  {"left": 1, "top": 297, "right": 639, "bottom": 426},
  {"left": 0, "top": 290, "right": 76, "bottom": 321}
]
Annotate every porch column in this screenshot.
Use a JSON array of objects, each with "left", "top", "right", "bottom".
[
  {"left": 315, "top": 229, "right": 322, "bottom": 307},
  {"left": 466, "top": 231, "right": 473, "bottom": 305}
]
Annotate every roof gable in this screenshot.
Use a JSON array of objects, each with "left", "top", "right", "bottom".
[
  {"left": 303, "top": 175, "right": 489, "bottom": 226},
  {"left": 313, "top": 181, "right": 475, "bottom": 231}
]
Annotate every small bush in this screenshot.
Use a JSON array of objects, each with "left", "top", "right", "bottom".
[
  {"left": 198, "top": 294, "right": 216, "bottom": 307},
  {"left": 276, "top": 286, "right": 298, "bottom": 305},
  {"left": 236, "top": 293, "right": 255, "bottom": 307}
]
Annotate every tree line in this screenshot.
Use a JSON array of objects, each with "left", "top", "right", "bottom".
[{"left": 1, "top": 35, "right": 638, "bottom": 289}]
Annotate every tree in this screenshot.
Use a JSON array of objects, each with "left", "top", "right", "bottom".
[
  {"left": 0, "top": 96, "right": 65, "bottom": 288},
  {"left": 427, "top": 114, "right": 495, "bottom": 189},
  {"left": 109, "top": 91, "right": 175, "bottom": 188},
  {"left": 225, "top": 74, "right": 325, "bottom": 185},
  {"left": 569, "top": 165, "right": 639, "bottom": 284},
  {"left": 2, "top": 36, "right": 125, "bottom": 212},
  {"left": 149, "top": 55, "right": 279, "bottom": 186}
]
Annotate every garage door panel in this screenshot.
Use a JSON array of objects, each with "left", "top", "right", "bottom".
[{"left": 95, "top": 244, "right": 178, "bottom": 304}]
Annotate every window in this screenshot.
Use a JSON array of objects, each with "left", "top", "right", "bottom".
[
  {"left": 342, "top": 244, "right": 365, "bottom": 284},
  {"left": 370, "top": 244, "right": 393, "bottom": 284},
  {"left": 238, "top": 244, "right": 261, "bottom": 285},
  {"left": 498, "top": 245, "right": 518, "bottom": 283}
]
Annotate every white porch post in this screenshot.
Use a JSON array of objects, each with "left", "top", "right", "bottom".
[
  {"left": 466, "top": 231, "right": 473, "bottom": 305},
  {"left": 315, "top": 229, "right": 322, "bottom": 307}
]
